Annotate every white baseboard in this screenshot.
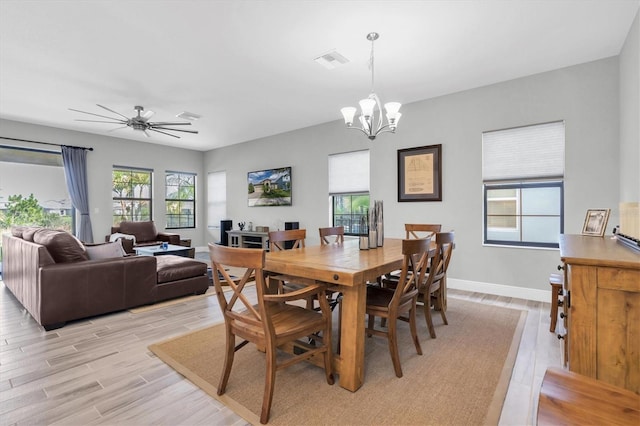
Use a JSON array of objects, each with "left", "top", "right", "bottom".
[{"left": 448, "top": 278, "right": 550, "bottom": 302}]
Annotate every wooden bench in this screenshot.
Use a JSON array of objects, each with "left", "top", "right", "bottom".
[{"left": 538, "top": 367, "right": 640, "bottom": 425}]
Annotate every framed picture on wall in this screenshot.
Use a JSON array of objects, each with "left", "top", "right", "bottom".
[
  {"left": 581, "top": 208, "right": 610, "bottom": 237},
  {"left": 397, "top": 144, "right": 442, "bottom": 202},
  {"left": 247, "top": 167, "right": 292, "bottom": 207}
]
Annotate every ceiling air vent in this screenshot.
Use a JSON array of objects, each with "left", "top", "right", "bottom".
[
  {"left": 176, "top": 111, "right": 201, "bottom": 121},
  {"left": 314, "top": 50, "right": 349, "bottom": 70}
]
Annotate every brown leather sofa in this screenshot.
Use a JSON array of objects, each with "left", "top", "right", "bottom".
[
  {"left": 3, "top": 227, "right": 209, "bottom": 330},
  {"left": 107, "top": 221, "right": 181, "bottom": 254}
]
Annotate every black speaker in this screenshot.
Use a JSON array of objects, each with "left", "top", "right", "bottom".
[
  {"left": 220, "top": 220, "right": 232, "bottom": 246},
  {"left": 284, "top": 221, "right": 299, "bottom": 249}
]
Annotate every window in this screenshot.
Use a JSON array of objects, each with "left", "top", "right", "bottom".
[
  {"left": 332, "top": 194, "right": 370, "bottom": 235},
  {"left": 328, "top": 150, "right": 370, "bottom": 236},
  {"left": 112, "top": 166, "right": 152, "bottom": 224},
  {"left": 482, "top": 121, "right": 565, "bottom": 248},
  {"left": 0, "top": 145, "right": 75, "bottom": 235},
  {"left": 165, "top": 171, "right": 195, "bottom": 229}
]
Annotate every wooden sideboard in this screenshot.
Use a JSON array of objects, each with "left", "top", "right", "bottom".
[{"left": 559, "top": 234, "right": 640, "bottom": 394}]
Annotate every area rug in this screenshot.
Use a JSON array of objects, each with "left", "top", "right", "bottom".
[{"left": 149, "top": 298, "right": 526, "bottom": 425}]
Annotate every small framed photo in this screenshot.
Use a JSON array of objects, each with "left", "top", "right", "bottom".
[{"left": 581, "top": 208, "right": 610, "bottom": 237}]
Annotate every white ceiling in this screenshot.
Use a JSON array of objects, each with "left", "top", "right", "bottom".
[{"left": 1, "top": 0, "right": 638, "bottom": 151}]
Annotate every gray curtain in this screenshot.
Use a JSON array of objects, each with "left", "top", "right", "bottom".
[{"left": 61, "top": 145, "right": 93, "bottom": 242}]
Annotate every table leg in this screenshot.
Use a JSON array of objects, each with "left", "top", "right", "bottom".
[{"left": 334, "top": 284, "right": 365, "bottom": 392}]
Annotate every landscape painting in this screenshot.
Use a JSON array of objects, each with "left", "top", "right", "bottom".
[{"left": 247, "top": 167, "right": 292, "bottom": 207}]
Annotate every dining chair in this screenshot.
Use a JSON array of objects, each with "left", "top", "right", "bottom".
[
  {"left": 208, "top": 243, "right": 334, "bottom": 424},
  {"left": 384, "top": 224, "right": 442, "bottom": 285},
  {"left": 417, "top": 231, "right": 454, "bottom": 338},
  {"left": 368, "top": 237, "right": 431, "bottom": 378},
  {"left": 318, "top": 226, "right": 345, "bottom": 346},
  {"left": 319, "top": 226, "right": 344, "bottom": 308},
  {"left": 268, "top": 228, "right": 306, "bottom": 251},
  {"left": 268, "top": 229, "right": 316, "bottom": 305},
  {"left": 319, "top": 226, "right": 344, "bottom": 245}
]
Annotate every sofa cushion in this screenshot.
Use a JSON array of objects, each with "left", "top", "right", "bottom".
[
  {"left": 33, "top": 229, "right": 89, "bottom": 263},
  {"left": 11, "top": 226, "right": 25, "bottom": 238},
  {"left": 85, "top": 240, "right": 126, "bottom": 260},
  {"left": 156, "top": 255, "right": 207, "bottom": 284},
  {"left": 119, "top": 221, "right": 158, "bottom": 243},
  {"left": 22, "top": 226, "right": 43, "bottom": 242}
]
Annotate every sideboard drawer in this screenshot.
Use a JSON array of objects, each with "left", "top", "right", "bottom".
[{"left": 597, "top": 267, "right": 640, "bottom": 291}]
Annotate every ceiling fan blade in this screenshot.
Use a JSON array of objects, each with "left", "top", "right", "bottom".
[
  {"left": 149, "top": 128, "right": 181, "bottom": 138},
  {"left": 143, "top": 130, "right": 151, "bottom": 138},
  {"left": 75, "top": 119, "right": 127, "bottom": 124},
  {"left": 142, "top": 110, "right": 155, "bottom": 119},
  {"left": 69, "top": 108, "right": 125, "bottom": 122},
  {"left": 151, "top": 127, "right": 199, "bottom": 134},
  {"left": 107, "top": 126, "right": 129, "bottom": 133},
  {"left": 148, "top": 122, "right": 192, "bottom": 126},
  {"left": 96, "top": 104, "right": 130, "bottom": 120}
]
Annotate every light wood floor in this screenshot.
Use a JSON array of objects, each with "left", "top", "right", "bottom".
[{"left": 0, "top": 281, "right": 561, "bottom": 425}]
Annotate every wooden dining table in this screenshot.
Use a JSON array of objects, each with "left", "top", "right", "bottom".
[{"left": 264, "top": 237, "right": 406, "bottom": 392}]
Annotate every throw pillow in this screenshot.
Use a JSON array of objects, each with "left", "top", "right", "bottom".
[
  {"left": 85, "top": 240, "right": 126, "bottom": 260},
  {"left": 33, "top": 229, "right": 89, "bottom": 263}
]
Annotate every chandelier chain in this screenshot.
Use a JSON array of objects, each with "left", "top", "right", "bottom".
[{"left": 369, "top": 36, "right": 375, "bottom": 94}]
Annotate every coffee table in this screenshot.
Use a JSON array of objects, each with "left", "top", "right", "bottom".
[{"left": 134, "top": 244, "right": 192, "bottom": 257}]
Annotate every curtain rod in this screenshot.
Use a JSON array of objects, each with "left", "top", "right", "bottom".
[{"left": 0, "top": 136, "right": 94, "bottom": 151}]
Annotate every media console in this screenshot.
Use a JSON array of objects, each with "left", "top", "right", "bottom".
[{"left": 226, "top": 230, "right": 269, "bottom": 250}]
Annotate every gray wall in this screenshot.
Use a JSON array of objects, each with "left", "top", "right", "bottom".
[
  {"left": 619, "top": 10, "right": 639, "bottom": 203},
  {"left": 2, "top": 27, "right": 633, "bottom": 299},
  {"left": 0, "top": 120, "right": 206, "bottom": 245},
  {"left": 205, "top": 57, "right": 620, "bottom": 296}
]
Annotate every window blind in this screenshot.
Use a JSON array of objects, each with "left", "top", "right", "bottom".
[
  {"left": 328, "top": 150, "right": 370, "bottom": 195},
  {"left": 207, "top": 171, "right": 226, "bottom": 227},
  {"left": 482, "top": 121, "right": 565, "bottom": 181}
]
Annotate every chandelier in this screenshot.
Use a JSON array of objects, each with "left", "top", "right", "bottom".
[{"left": 340, "top": 32, "right": 401, "bottom": 140}]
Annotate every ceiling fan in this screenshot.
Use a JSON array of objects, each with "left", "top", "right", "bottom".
[{"left": 69, "top": 104, "right": 198, "bottom": 138}]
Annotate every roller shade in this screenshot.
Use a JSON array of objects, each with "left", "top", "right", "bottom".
[
  {"left": 482, "top": 121, "right": 565, "bottom": 181},
  {"left": 328, "top": 150, "right": 370, "bottom": 194}
]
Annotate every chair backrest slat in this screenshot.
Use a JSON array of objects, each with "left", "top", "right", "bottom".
[
  {"left": 269, "top": 229, "right": 306, "bottom": 251},
  {"left": 319, "top": 226, "right": 344, "bottom": 245},
  {"left": 405, "top": 223, "right": 442, "bottom": 240},
  {"left": 391, "top": 237, "right": 431, "bottom": 306},
  {"left": 208, "top": 243, "right": 265, "bottom": 324},
  {"left": 419, "top": 232, "right": 454, "bottom": 292}
]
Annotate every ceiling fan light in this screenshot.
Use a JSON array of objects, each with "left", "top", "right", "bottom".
[{"left": 341, "top": 107, "right": 357, "bottom": 126}]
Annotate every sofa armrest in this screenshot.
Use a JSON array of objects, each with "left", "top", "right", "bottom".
[
  {"left": 157, "top": 232, "right": 181, "bottom": 245},
  {"left": 38, "top": 256, "right": 157, "bottom": 326}
]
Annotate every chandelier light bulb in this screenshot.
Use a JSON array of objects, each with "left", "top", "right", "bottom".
[
  {"left": 384, "top": 102, "right": 401, "bottom": 118},
  {"left": 359, "top": 98, "right": 376, "bottom": 118},
  {"left": 341, "top": 107, "right": 357, "bottom": 126}
]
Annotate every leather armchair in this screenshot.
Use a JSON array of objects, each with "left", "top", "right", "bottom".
[{"left": 107, "top": 221, "right": 180, "bottom": 254}]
